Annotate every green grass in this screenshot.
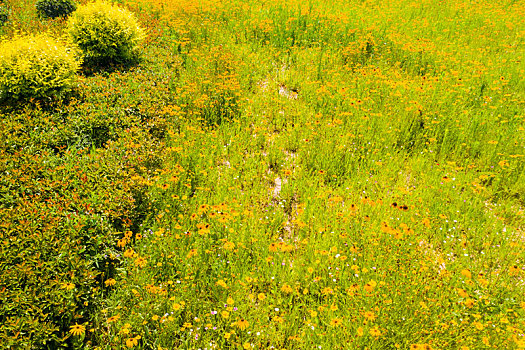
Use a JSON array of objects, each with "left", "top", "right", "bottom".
[{"left": 0, "top": 0, "right": 524, "bottom": 349}]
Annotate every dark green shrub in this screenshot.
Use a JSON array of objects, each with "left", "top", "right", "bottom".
[
  {"left": 36, "top": 0, "right": 76, "bottom": 19},
  {"left": 0, "top": 4, "right": 8, "bottom": 26}
]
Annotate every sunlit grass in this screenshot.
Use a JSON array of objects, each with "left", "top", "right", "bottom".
[{"left": 1, "top": 0, "right": 523, "bottom": 348}]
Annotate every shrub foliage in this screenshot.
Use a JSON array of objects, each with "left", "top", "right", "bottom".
[
  {"left": 0, "top": 33, "right": 81, "bottom": 101},
  {"left": 36, "top": 0, "right": 77, "bottom": 19},
  {"left": 66, "top": 0, "right": 145, "bottom": 63},
  {"left": 0, "top": 4, "right": 8, "bottom": 26}
]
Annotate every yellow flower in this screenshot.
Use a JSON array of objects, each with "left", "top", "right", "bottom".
[
  {"left": 69, "top": 323, "right": 86, "bottom": 336},
  {"left": 473, "top": 321, "right": 483, "bottom": 330},
  {"left": 107, "top": 314, "right": 120, "bottom": 323},
  {"left": 221, "top": 310, "right": 230, "bottom": 319},
  {"left": 134, "top": 256, "right": 147, "bottom": 268},
  {"left": 464, "top": 298, "right": 475, "bottom": 308},
  {"left": 62, "top": 282, "right": 75, "bottom": 291},
  {"left": 125, "top": 336, "right": 141, "bottom": 348},
  {"left": 363, "top": 311, "right": 376, "bottom": 321},
  {"left": 330, "top": 318, "right": 343, "bottom": 327},
  {"left": 370, "top": 326, "right": 381, "bottom": 337},
  {"left": 273, "top": 316, "right": 284, "bottom": 323},
  {"left": 224, "top": 332, "right": 231, "bottom": 339},
  {"left": 216, "top": 279, "right": 228, "bottom": 288},
  {"left": 120, "top": 323, "right": 132, "bottom": 335},
  {"left": 364, "top": 280, "right": 377, "bottom": 293},
  {"left": 227, "top": 297, "right": 234, "bottom": 304},
  {"left": 187, "top": 248, "right": 198, "bottom": 258},
  {"left": 243, "top": 343, "right": 251, "bottom": 349},
  {"left": 509, "top": 265, "right": 520, "bottom": 276},
  {"left": 236, "top": 319, "right": 249, "bottom": 330},
  {"left": 123, "top": 249, "right": 135, "bottom": 258},
  {"left": 321, "top": 287, "right": 334, "bottom": 295},
  {"left": 281, "top": 284, "right": 293, "bottom": 294},
  {"left": 224, "top": 241, "right": 235, "bottom": 251},
  {"left": 457, "top": 288, "right": 468, "bottom": 298},
  {"left": 461, "top": 269, "right": 472, "bottom": 279},
  {"left": 357, "top": 327, "right": 364, "bottom": 336},
  {"left": 104, "top": 278, "right": 116, "bottom": 287},
  {"left": 173, "top": 303, "right": 182, "bottom": 311},
  {"left": 257, "top": 293, "right": 266, "bottom": 301}
]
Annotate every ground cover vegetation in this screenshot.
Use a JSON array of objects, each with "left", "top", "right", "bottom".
[{"left": 0, "top": 0, "right": 523, "bottom": 349}]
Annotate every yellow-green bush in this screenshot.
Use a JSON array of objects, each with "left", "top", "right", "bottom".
[
  {"left": 66, "top": 0, "right": 145, "bottom": 63},
  {"left": 0, "top": 33, "right": 81, "bottom": 101}
]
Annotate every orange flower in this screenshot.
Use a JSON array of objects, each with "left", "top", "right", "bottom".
[
  {"left": 363, "top": 311, "right": 376, "bottom": 321},
  {"left": 224, "top": 241, "right": 235, "bottom": 251},
  {"left": 123, "top": 249, "right": 135, "bottom": 258},
  {"left": 461, "top": 269, "right": 472, "bottom": 279},
  {"left": 369, "top": 326, "right": 381, "bottom": 337},
  {"left": 281, "top": 284, "right": 293, "bottom": 294},
  {"left": 236, "top": 319, "right": 249, "bottom": 330},
  {"left": 125, "top": 335, "right": 141, "bottom": 348},
  {"left": 104, "top": 278, "right": 116, "bottom": 287},
  {"left": 107, "top": 314, "right": 120, "bottom": 323},
  {"left": 364, "top": 280, "right": 377, "bottom": 293},
  {"left": 134, "top": 257, "right": 147, "bottom": 268},
  {"left": 187, "top": 248, "right": 198, "bottom": 258},
  {"left": 330, "top": 318, "right": 343, "bottom": 327}
]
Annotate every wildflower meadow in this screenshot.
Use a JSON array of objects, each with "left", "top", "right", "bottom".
[{"left": 0, "top": 0, "right": 524, "bottom": 349}]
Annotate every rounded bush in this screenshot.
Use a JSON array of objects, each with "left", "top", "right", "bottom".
[
  {"left": 66, "top": 0, "right": 145, "bottom": 63},
  {"left": 0, "top": 33, "right": 82, "bottom": 101},
  {"left": 36, "top": 0, "right": 77, "bottom": 19},
  {"left": 0, "top": 4, "right": 9, "bottom": 27}
]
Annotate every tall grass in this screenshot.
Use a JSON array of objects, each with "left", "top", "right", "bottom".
[{"left": 1, "top": 0, "right": 523, "bottom": 348}]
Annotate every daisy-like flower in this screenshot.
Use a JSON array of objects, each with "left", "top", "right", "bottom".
[
  {"left": 134, "top": 256, "right": 147, "bottom": 268},
  {"left": 69, "top": 323, "right": 86, "bottom": 336},
  {"left": 104, "top": 278, "right": 116, "bottom": 287},
  {"left": 363, "top": 311, "right": 376, "bottom": 321},
  {"left": 216, "top": 279, "right": 228, "bottom": 288},
  {"left": 369, "top": 326, "right": 381, "bottom": 337},
  {"left": 364, "top": 280, "right": 377, "bottom": 292},
  {"left": 236, "top": 318, "right": 249, "bottom": 330},
  {"left": 125, "top": 335, "right": 141, "bottom": 348},
  {"left": 61, "top": 282, "right": 75, "bottom": 291},
  {"left": 107, "top": 314, "right": 120, "bottom": 323},
  {"left": 330, "top": 318, "right": 343, "bottom": 327},
  {"left": 224, "top": 241, "right": 235, "bottom": 251},
  {"left": 123, "top": 248, "right": 135, "bottom": 258},
  {"left": 356, "top": 326, "right": 364, "bottom": 336}
]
